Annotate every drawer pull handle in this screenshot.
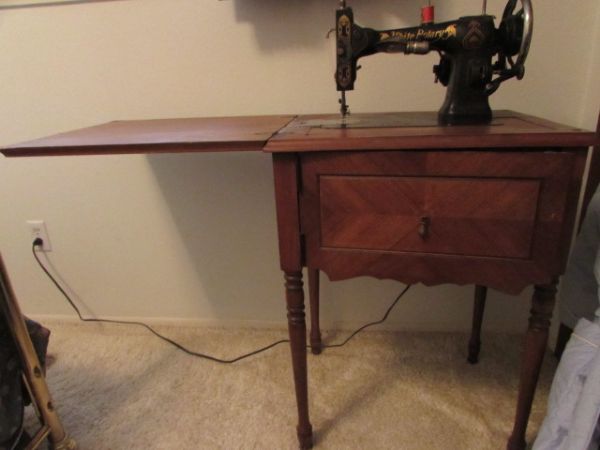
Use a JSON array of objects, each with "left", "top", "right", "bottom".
[{"left": 418, "top": 216, "right": 430, "bottom": 239}]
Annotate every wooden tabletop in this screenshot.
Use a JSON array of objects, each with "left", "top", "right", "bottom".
[
  {"left": 2, "top": 111, "right": 597, "bottom": 157},
  {"left": 1, "top": 115, "right": 294, "bottom": 157},
  {"left": 264, "top": 111, "right": 598, "bottom": 152}
]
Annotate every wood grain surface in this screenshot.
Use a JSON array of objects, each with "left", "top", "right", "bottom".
[
  {"left": 2, "top": 115, "right": 295, "bottom": 157},
  {"left": 299, "top": 150, "right": 580, "bottom": 294},
  {"left": 265, "top": 111, "right": 598, "bottom": 152},
  {"left": 3, "top": 111, "right": 597, "bottom": 158},
  {"left": 318, "top": 175, "right": 540, "bottom": 258}
]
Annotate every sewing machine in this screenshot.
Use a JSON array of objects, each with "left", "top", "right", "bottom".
[{"left": 335, "top": 0, "right": 533, "bottom": 125}]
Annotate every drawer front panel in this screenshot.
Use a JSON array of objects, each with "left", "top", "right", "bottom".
[
  {"left": 300, "top": 150, "right": 580, "bottom": 292},
  {"left": 320, "top": 176, "right": 540, "bottom": 258}
]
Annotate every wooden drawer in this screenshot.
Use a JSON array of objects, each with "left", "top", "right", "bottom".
[
  {"left": 300, "top": 150, "right": 578, "bottom": 293},
  {"left": 319, "top": 175, "right": 539, "bottom": 258}
]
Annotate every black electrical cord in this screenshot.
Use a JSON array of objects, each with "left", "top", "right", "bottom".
[
  {"left": 31, "top": 239, "right": 411, "bottom": 363},
  {"left": 318, "top": 283, "right": 411, "bottom": 349}
]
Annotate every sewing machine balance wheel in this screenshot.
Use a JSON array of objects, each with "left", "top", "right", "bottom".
[
  {"left": 505, "top": 0, "right": 533, "bottom": 69},
  {"left": 488, "top": 0, "right": 533, "bottom": 93}
]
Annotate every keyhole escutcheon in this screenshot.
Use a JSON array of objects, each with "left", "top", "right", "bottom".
[{"left": 418, "top": 216, "right": 431, "bottom": 239}]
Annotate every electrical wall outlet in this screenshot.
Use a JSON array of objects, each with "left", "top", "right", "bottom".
[{"left": 27, "top": 220, "right": 52, "bottom": 251}]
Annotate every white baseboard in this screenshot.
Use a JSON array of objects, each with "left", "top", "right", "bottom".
[
  {"left": 27, "top": 314, "right": 289, "bottom": 330},
  {"left": 27, "top": 313, "right": 521, "bottom": 334}
]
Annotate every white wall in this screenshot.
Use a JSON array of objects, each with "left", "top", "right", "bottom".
[{"left": 1, "top": 0, "right": 599, "bottom": 333}]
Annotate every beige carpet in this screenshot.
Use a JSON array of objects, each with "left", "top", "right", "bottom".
[{"left": 24, "top": 322, "right": 557, "bottom": 450}]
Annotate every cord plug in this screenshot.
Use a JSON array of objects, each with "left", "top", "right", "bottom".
[{"left": 33, "top": 237, "right": 44, "bottom": 249}]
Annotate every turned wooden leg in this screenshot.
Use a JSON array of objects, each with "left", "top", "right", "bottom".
[
  {"left": 507, "top": 282, "right": 557, "bottom": 450},
  {"left": 308, "top": 268, "right": 322, "bottom": 355},
  {"left": 285, "top": 271, "right": 313, "bottom": 449},
  {"left": 468, "top": 285, "right": 487, "bottom": 364}
]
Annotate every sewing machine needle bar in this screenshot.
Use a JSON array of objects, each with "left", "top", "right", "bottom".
[{"left": 340, "top": 91, "right": 349, "bottom": 118}]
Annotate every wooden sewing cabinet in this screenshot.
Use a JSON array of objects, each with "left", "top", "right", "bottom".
[
  {"left": 265, "top": 111, "right": 596, "bottom": 450},
  {"left": 3, "top": 111, "right": 597, "bottom": 450}
]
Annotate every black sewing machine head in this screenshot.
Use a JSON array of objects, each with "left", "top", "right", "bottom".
[{"left": 335, "top": 0, "right": 533, "bottom": 125}]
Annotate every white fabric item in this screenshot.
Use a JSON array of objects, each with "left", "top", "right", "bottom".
[
  {"left": 532, "top": 318, "right": 600, "bottom": 450},
  {"left": 534, "top": 239, "right": 600, "bottom": 450}
]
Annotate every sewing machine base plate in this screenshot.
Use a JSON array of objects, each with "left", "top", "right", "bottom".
[{"left": 298, "top": 111, "right": 504, "bottom": 129}]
